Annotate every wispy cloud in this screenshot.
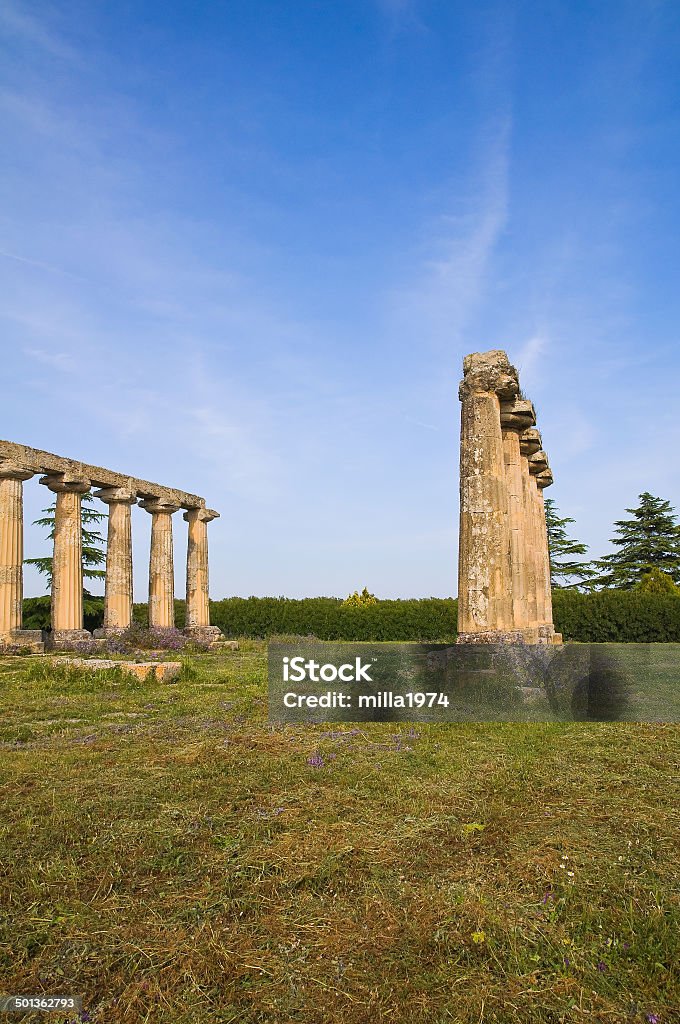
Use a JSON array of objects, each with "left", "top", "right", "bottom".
[
  {"left": 513, "top": 333, "right": 548, "bottom": 390},
  {"left": 0, "top": 247, "right": 89, "bottom": 280},
  {"left": 388, "top": 115, "right": 511, "bottom": 352},
  {"left": 0, "top": 0, "right": 76, "bottom": 60}
]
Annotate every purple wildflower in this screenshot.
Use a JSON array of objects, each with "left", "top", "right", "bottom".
[
  {"left": 645, "top": 1016, "right": 660, "bottom": 1024},
  {"left": 596, "top": 961, "right": 607, "bottom": 972},
  {"left": 563, "top": 957, "right": 570, "bottom": 967},
  {"left": 307, "top": 753, "right": 324, "bottom": 768}
]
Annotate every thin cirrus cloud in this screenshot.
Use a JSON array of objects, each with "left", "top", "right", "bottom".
[
  {"left": 0, "top": 0, "right": 75, "bottom": 60},
  {"left": 384, "top": 113, "right": 512, "bottom": 386}
]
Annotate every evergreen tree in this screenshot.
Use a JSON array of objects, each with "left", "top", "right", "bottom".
[
  {"left": 544, "top": 497, "right": 596, "bottom": 590},
  {"left": 592, "top": 492, "right": 680, "bottom": 589},
  {"left": 25, "top": 492, "right": 107, "bottom": 591}
]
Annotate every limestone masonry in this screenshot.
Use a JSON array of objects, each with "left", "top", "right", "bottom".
[
  {"left": 457, "top": 351, "right": 562, "bottom": 645},
  {"left": 0, "top": 440, "right": 224, "bottom": 652}
]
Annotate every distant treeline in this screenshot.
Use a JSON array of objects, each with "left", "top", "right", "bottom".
[{"left": 22, "top": 592, "right": 680, "bottom": 643}]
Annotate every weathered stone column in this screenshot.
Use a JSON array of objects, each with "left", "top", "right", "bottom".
[
  {"left": 0, "top": 461, "right": 43, "bottom": 651},
  {"left": 527, "top": 450, "right": 556, "bottom": 643},
  {"left": 518, "top": 429, "right": 541, "bottom": 633},
  {"left": 42, "top": 473, "right": 92, "bottom": 646},
  {"left": 140, "top": 499, "right": 179, "bottom": 629},
  {"left": 183, "top": 507, "right": 224, "bottom": 644},
  {"left": 93, "top": 487, "right": 136, "bottom": 635},
  {"left": 535, "top": 467, "right": 561, "bottom": 643},
  {"left": 457, "top": 351, "right": 522, "bottom": 643},
  {"left": 500, "top": 398, "right": 536, "bottom": 639}
]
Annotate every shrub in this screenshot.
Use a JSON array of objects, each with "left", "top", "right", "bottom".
[
  {"left": 635, "top": 567, "right": 680, "bottom": 597},
  {"left": 552, "top": 590, "right": 680, "bottom": 642},
  {"left": 342, "top": 587, "right": 378, "bottom": 608},
  {"left": 117, "top": 592, "right": 680, "bottom": 644},
  {"left": 128, "top": 597, "right": 458, "bottom": 642}
]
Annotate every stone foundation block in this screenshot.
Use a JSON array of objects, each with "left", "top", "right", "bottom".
[
  {"left": 0, "top": 629, "right": 45, "bottom": 654},
  {"left": 47, "top": 629, "right": 93, "bottom": 649},
  {"left": 456, "top": 630, "right": 527, "bottom": 644},
  {"left": 183, "top": 625, "right": 223, "bottom": 641},
  {"left": 51, "top": 657, "right": 182, "bottom": 683},
  {"left": 124, "top": 661, "right": 182, "bottom": 683}
]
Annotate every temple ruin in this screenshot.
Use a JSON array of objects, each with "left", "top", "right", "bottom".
[
  {"left": 0, "top": 440, "right": 224, "bottom": 652},
  {"left": 457, "top": 351, "right": 562, "bottom": 644}
]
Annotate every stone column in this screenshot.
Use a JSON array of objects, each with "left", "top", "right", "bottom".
[
  {"left": 183, "top": 507, "right": 224, "bottom": 644},
  {"left": 500, "top": 398, "right": 536, "bottom": 640},
  {"left": 457, "top": 351, "right": 522, "bottom": 643},
  {"left": 535, "top": 467, "right": 561, "bottom": 643},
  {"left": 140, "top": 499, "right": 179, "bottom": 629},
  {"left": 519, "top": 429, "right": 542, "bottom": 637},
  {"left": 0, "top": 461, "right": 43, "bottom": 651},
  {"left": 527, "top": 450, "right": 556, "bottom": 643},
  {"left": 42, "top": 473, "right": 92, "bottom": 646},
  {"left": 93, "top": 487, "right": 136, "bottom": 635}
]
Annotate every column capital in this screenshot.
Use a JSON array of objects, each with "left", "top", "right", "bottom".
[
  {"left": 536, "top": 469, "right": 554, "bottom": 489},
  {"left": 40, "top": 473, "right": 90, "bottom": 494},
  {"left": 0, "top": 460, "right": 34, "bottom": 482},
  {"left": 139, "top": 498, "right": 180, "bottom": 515},
  {"left": 500, "top": 398, "right": 536, "bottom": 432},
  {"left": 519, "top": 428, "right": 542, "bottom": 457},
  {"left": 94, "top": 486, "right": 137, "bottom": 505},
  {"left": 183, "top": 507, "right": 219, "bottom": 524},
  {"left": 528, "top": 450, "right": 549, "bottom": 475},
  {"left": 459, "top": 350, "right": 519, "bottom": 401}
]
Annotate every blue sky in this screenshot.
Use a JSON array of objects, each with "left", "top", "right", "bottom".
[{"left": 2, "top": 0, "right": 679, "bottom": 600}]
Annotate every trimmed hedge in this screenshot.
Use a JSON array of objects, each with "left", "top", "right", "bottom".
[
  {"left": 209, "top": 596, "right": 458, "bottom": 641},
  {"left": 26, "top": 591, "right": 680, "bottom": 643},
  {"left": 552, "top": 590, "right": 680, "bottom": 643}
]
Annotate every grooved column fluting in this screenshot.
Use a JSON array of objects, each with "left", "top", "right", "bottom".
[
  {"left": 536, "top": 469, "right": 556, "bottom": 638},
  {"left": 528, "top": 450, "right": 550, "bottom": 629},
  {"left": 184, "top": 508, "right": 218, "bottom": 628},
  {"left": 140, "top": 499, "right": 179, "bottom": 629},
  {"left": 519, "top": 429, "right": 542, "bottom": 633},
  {"left": 0, "top": 462, "right": 33, "bottom": 636},
  {"left": 457, "top": 351, "right": 520, "bottom": 642},
  {"left": 500, "top": 399, "right": 536, "bottom": 637},
  {"left": 528, "top": 471, "right": 544, "bottom": 622},
  {"left": 95, "top": 487, "right": 136, "bottom": 633},
  {"left": 42, "top": 474, "right": 91, "bottom": 641}
]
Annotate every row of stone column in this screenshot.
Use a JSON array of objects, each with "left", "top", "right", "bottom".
[
  {"left": 457, "top": 350, "right": 560, "bottom": 644},
  {"left": 0, "top": 462, "right": 222, "bottom": 648}
]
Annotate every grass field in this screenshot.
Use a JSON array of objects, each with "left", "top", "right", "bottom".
[{"left": 0, "top": 643, "right": 678, "bottom": 1023}]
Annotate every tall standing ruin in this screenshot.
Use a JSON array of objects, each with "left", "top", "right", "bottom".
[
  {"left": 457, "top": 350, "right": 562, "bottom": 644},
  {"left": 0, "top": 440, "right": 224, "bottom": 652}
]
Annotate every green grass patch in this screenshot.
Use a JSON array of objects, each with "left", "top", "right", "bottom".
[{"left": 0, "top": 643, "right": 678, "bottom": 1022}]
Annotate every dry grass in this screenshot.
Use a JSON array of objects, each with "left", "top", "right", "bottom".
[{"left": 0, "top": 643, "right": 678, "bottom": 1023}]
